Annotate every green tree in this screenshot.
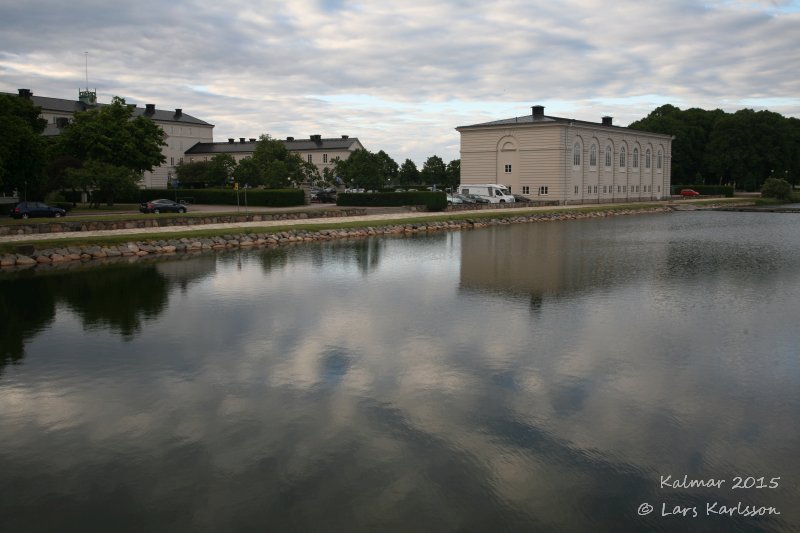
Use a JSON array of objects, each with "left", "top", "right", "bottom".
[
  {"left": 175, "top": 160, "right": 213, "bottom": 187},
  {"left": 334, "top": 149, "right": 383, "bottom": 190},
  {"left": 0, "top": 94, "right": 47, "bottom": 196},
  {"left": 66, "top": 161, "right": 141, "bottom": 206},
  {"left": 445, "top": 159, "right": 460, "bottom": 189},
  {"left": 56, "top": 96, "right": 166, "bottom": 174},
  {"left": 761, "top": 177, "right": 792, "bottom": 200},
  {"left": 375, "top": 150, "right": 398, "bottom": 186},
  {"left": 420, "top": 155, "right": 447, "bottom": 187},
  {"left": 398, "top": 159, "right": 420, "bottom": 186},
  {"left": 250, "top": 134, "right": 310, "bottom": 188},
  {"left": 54, "top": 96, "right": 166, "bottom": 203},
  {"left": 232, "top": 157, "right": 263, "bottom": 187},
  {"left": 207, "top": 153, "right": 237, "bottom": 187}
]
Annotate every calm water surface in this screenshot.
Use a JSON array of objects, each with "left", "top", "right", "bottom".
[{"left": 1, "top": 211, "right": 799, "bottom": 532}]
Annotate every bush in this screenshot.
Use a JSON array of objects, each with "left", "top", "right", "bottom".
[
  {"left": 671, "top": 184, "right": 734, "bottom": 197},
  {"left": 337, "top": 191, "right": 447, "bottom": 211},
  {"left": 760, "top": 178, "right": 792, "bottom": 201}
]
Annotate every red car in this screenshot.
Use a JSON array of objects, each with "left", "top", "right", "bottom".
[{"left": 680, "top": 189, "right": 700, "bottom": 197}]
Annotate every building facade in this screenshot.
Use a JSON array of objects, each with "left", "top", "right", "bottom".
[
  {"left": 457, "top": 106, "right": 672, "bottom": 204},
  {"left": 13, "top": 88, "right": 214, "bottom": 189},
  {"left": 184, "top": 135, "right": 364, "bottom": 178}
]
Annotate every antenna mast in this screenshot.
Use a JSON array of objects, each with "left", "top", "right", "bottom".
[{"left": 85, "top": 52, "right": 89, "bottom": 90}]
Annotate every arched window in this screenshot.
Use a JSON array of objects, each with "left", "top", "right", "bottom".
[
  {"left": 573, "top": 143, "right": 581, "bottom": 166},
  {"left": 645, "top": 149, "right": 651, "bottom": 169},
  {"left": 619, "top": 146, "right": 626, "bottom": 168},
  {"left": 657, "top": 149, "right": 663, "bottom": 170},
  {"left": 589, "top": 144, "right": 597, "bottom": 167},
  {"left": 605, "top": 145, "right": 612, "bottom": 167},
  {"left": 632, "top": 148, "right": 639, "bottom": 169}
]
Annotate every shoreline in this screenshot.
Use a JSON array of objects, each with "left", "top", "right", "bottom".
[{"left": 1, "top": 205, "right": 678, "bottom": 270}]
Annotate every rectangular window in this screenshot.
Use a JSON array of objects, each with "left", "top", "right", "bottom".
[
  {"left": 617, "top": 185, "right": 621, "bottom": 193},
  {"left": 323, "top": 154, "right": 328, "bottom": 163},
  {"left": 588, "top": 185, "right": 592, "bottom": 194},
  {"left": 307, "top": 154, "right": 312, "bottom": 163},
  {"left": 522, "top": 186, "right": 530, "bottom": 194},
  {"left": 539, "top": 186, "right": 549, "bottom": 195},
  {"left": 504, "top": 164, "right": 512, "bottom": 173},
  {"left": 594, "top": 185, "right": 598, "bottom": 194},
  {"left": 170, "top": 157, "right": 174, "bottom": 166},
  {"left": 574, "top": 185, "right": 578, "bottom": 194}
]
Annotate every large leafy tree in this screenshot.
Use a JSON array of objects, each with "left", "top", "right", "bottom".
[
  {"left": 251, "top": 134, "right": 312, "bottom": 188},
  {"left": 420, "top": 155, "right": 447, "bottom": 187},
  {"left": 334, "top": 148, "right": 383, "bottom": 190},
  {"left": 207, "top": 153, "right": 237, "bottom": 187},
  {"left": 57, "top": 96, "right": 166, "bottom": 173},
  {"left": 445, "top": 159, "right": 460, "bottom": 189},
  {"left": 175, "top": 160, "right": 213, "bottom": 187},
  {"left": 375, "top": 150, "right": 398, "bottom": 185},
  {"left": 66, "top": 160, "right": 142, "bottom": 206},
  {"left": 54, "top": 96, "right": 166, "bottom": 203},
  {"left": 397, "top": 159, "right": 420, "bottom": 186},
  {"left": 0, "top": 94, "right": 47, "bottom": 197}
]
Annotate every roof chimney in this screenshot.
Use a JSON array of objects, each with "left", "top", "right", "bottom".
[
  {"left": 145, "top": 104, "right": 155, "bottom": 115},
  {"left": 249, "top": 138, "right": 256, "bottom": 142},
  {"left": 311, "top": 134, "right": 322, "bottom": 142},
  {"left": 286, "top": 136, "right": 294, "bottom": 141},
  {"left": 240, "top": 137, "right": 246, "bottom": 143},
  {"left": 228, "top": 138, "right": 235, "bottom": 143},
  {"left": 531, "top": 105, "right": 545, "bottom": 120},
  {"left": 602, "top": 116, "right": 613, "bottom": 126},
  {"left": 18, "top": 88, "right": 32, "bottom": 99},
  {"left": 174, "top": 108, "right": 182, "bottom": 118},
  {"left": 341, "top": 135, "right": 349, "bottom": 139}
]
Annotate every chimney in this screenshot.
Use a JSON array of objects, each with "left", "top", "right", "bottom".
[
  {"left": 145, "top": 103, "right": 155, "bottom": 115},
  {"left": 228, "top": 138, "right": 235, "bottom": 143},
  {"left": 174, "top": 108, "right": 182, "bottom": 118},
  {"left": 18, "top": 88, "right": 32, "bottom": 99},
  {"left": 341, "top": 135, "right": 349, "bottom": 139},
  {"left": 249, "top": 138, "right": 256, "bottom": 142},
  {"left": 531, "top": 105, "right": 545, "bottom": 120},
  {"left": 310, "top": 134, "right": 322, "bottom": 142},
  {"left": 602, "top": 116, "right": 613, "bottom": 126},
  {"left": 240, "top": 137, "right": 246, "bottom": 143},
  {"left": 286, "top": 136, "right": 295, "bottom": 141}
]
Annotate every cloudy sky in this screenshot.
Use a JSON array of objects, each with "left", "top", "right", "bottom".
[{"left": 1, "top": 0, "right": 799, "bottom": 165}]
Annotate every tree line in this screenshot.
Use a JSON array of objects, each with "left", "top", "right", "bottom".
[{"left": 628, "top": 104, "right": 800, "bottom": 191}]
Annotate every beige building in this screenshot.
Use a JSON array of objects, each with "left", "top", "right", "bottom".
[
  {"left": 457, "top": 105, "right": 672, "bottom": 204},
  {"left": 13, "top": 88, "right": 214, "bottom": 189},
  {"left": 184, "top": 135, "right": 364, "bottom": 178}
]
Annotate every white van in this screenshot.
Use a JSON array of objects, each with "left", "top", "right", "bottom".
[{"left": 459, "top": 184, "right": 516, "bottom": 204}]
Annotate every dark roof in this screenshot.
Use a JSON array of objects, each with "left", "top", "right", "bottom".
[
  {"left": 457, "top": 112, "right": 671, "bottom": 137},
  {"left": 186, "top": 136, "right": 362, "bottom": 155},
  {"left": 3, "top": 91, "right": 212, "bottom": 127}
]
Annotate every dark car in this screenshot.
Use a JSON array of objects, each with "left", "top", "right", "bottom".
[
  {"left": 312, "top": 190, "right": 337, "bottom": 203},
  {"left": 463, "top": 193, "right": 490, "bottom": 204},
  {"left": 10, "top": 201, "right": 67, "bottom": 219},
  {"left": 513, "top": 194, "right": 534, "bottom": 203},
  {"left": 140, "top": 198, "right": 188, "bottom": 214}
]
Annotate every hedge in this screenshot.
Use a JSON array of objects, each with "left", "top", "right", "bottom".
[
  {"left": 337, "top": 191, "right": 447, "bottom": 211},
  {"left": 63, "top": 188, "right": 305, "bottom": 207},
  {"left": 671, "top": 184, "right": 734, "bottom": 197}
]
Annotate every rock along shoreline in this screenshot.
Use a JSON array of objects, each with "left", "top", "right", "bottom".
[{"left": 0, "top": 206, "right": 671, "bottom": 270}]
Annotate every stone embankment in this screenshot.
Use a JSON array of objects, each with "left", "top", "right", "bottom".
[{"left": 1, "top": 207, "right": 672, "bottom": 270}]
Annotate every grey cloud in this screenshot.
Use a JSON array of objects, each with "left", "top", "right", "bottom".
[{"left": 1, "top": 0, "right": 798, "bottom": 163}]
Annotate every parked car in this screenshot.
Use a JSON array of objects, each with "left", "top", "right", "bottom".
[
  {"left": 139, "top": 199, "right": 188, "bottom": 214},
  {"left": 463, "top": 193, "right": 490, "bottom": 204},
  {"left": 446, "top": 194, "right": 464, "bottom": 205},
  {"left": 9, "top": 201, "right": 67, "bottom": 219},
  {"left": 680, "top": 189, "right": 700, "bottom": 197},
  {"left": 312, "top": 190, "right": 337, "bottom": 203},
  {"left": 513, "top": 194, "right": 534, "bottom": 203}
]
